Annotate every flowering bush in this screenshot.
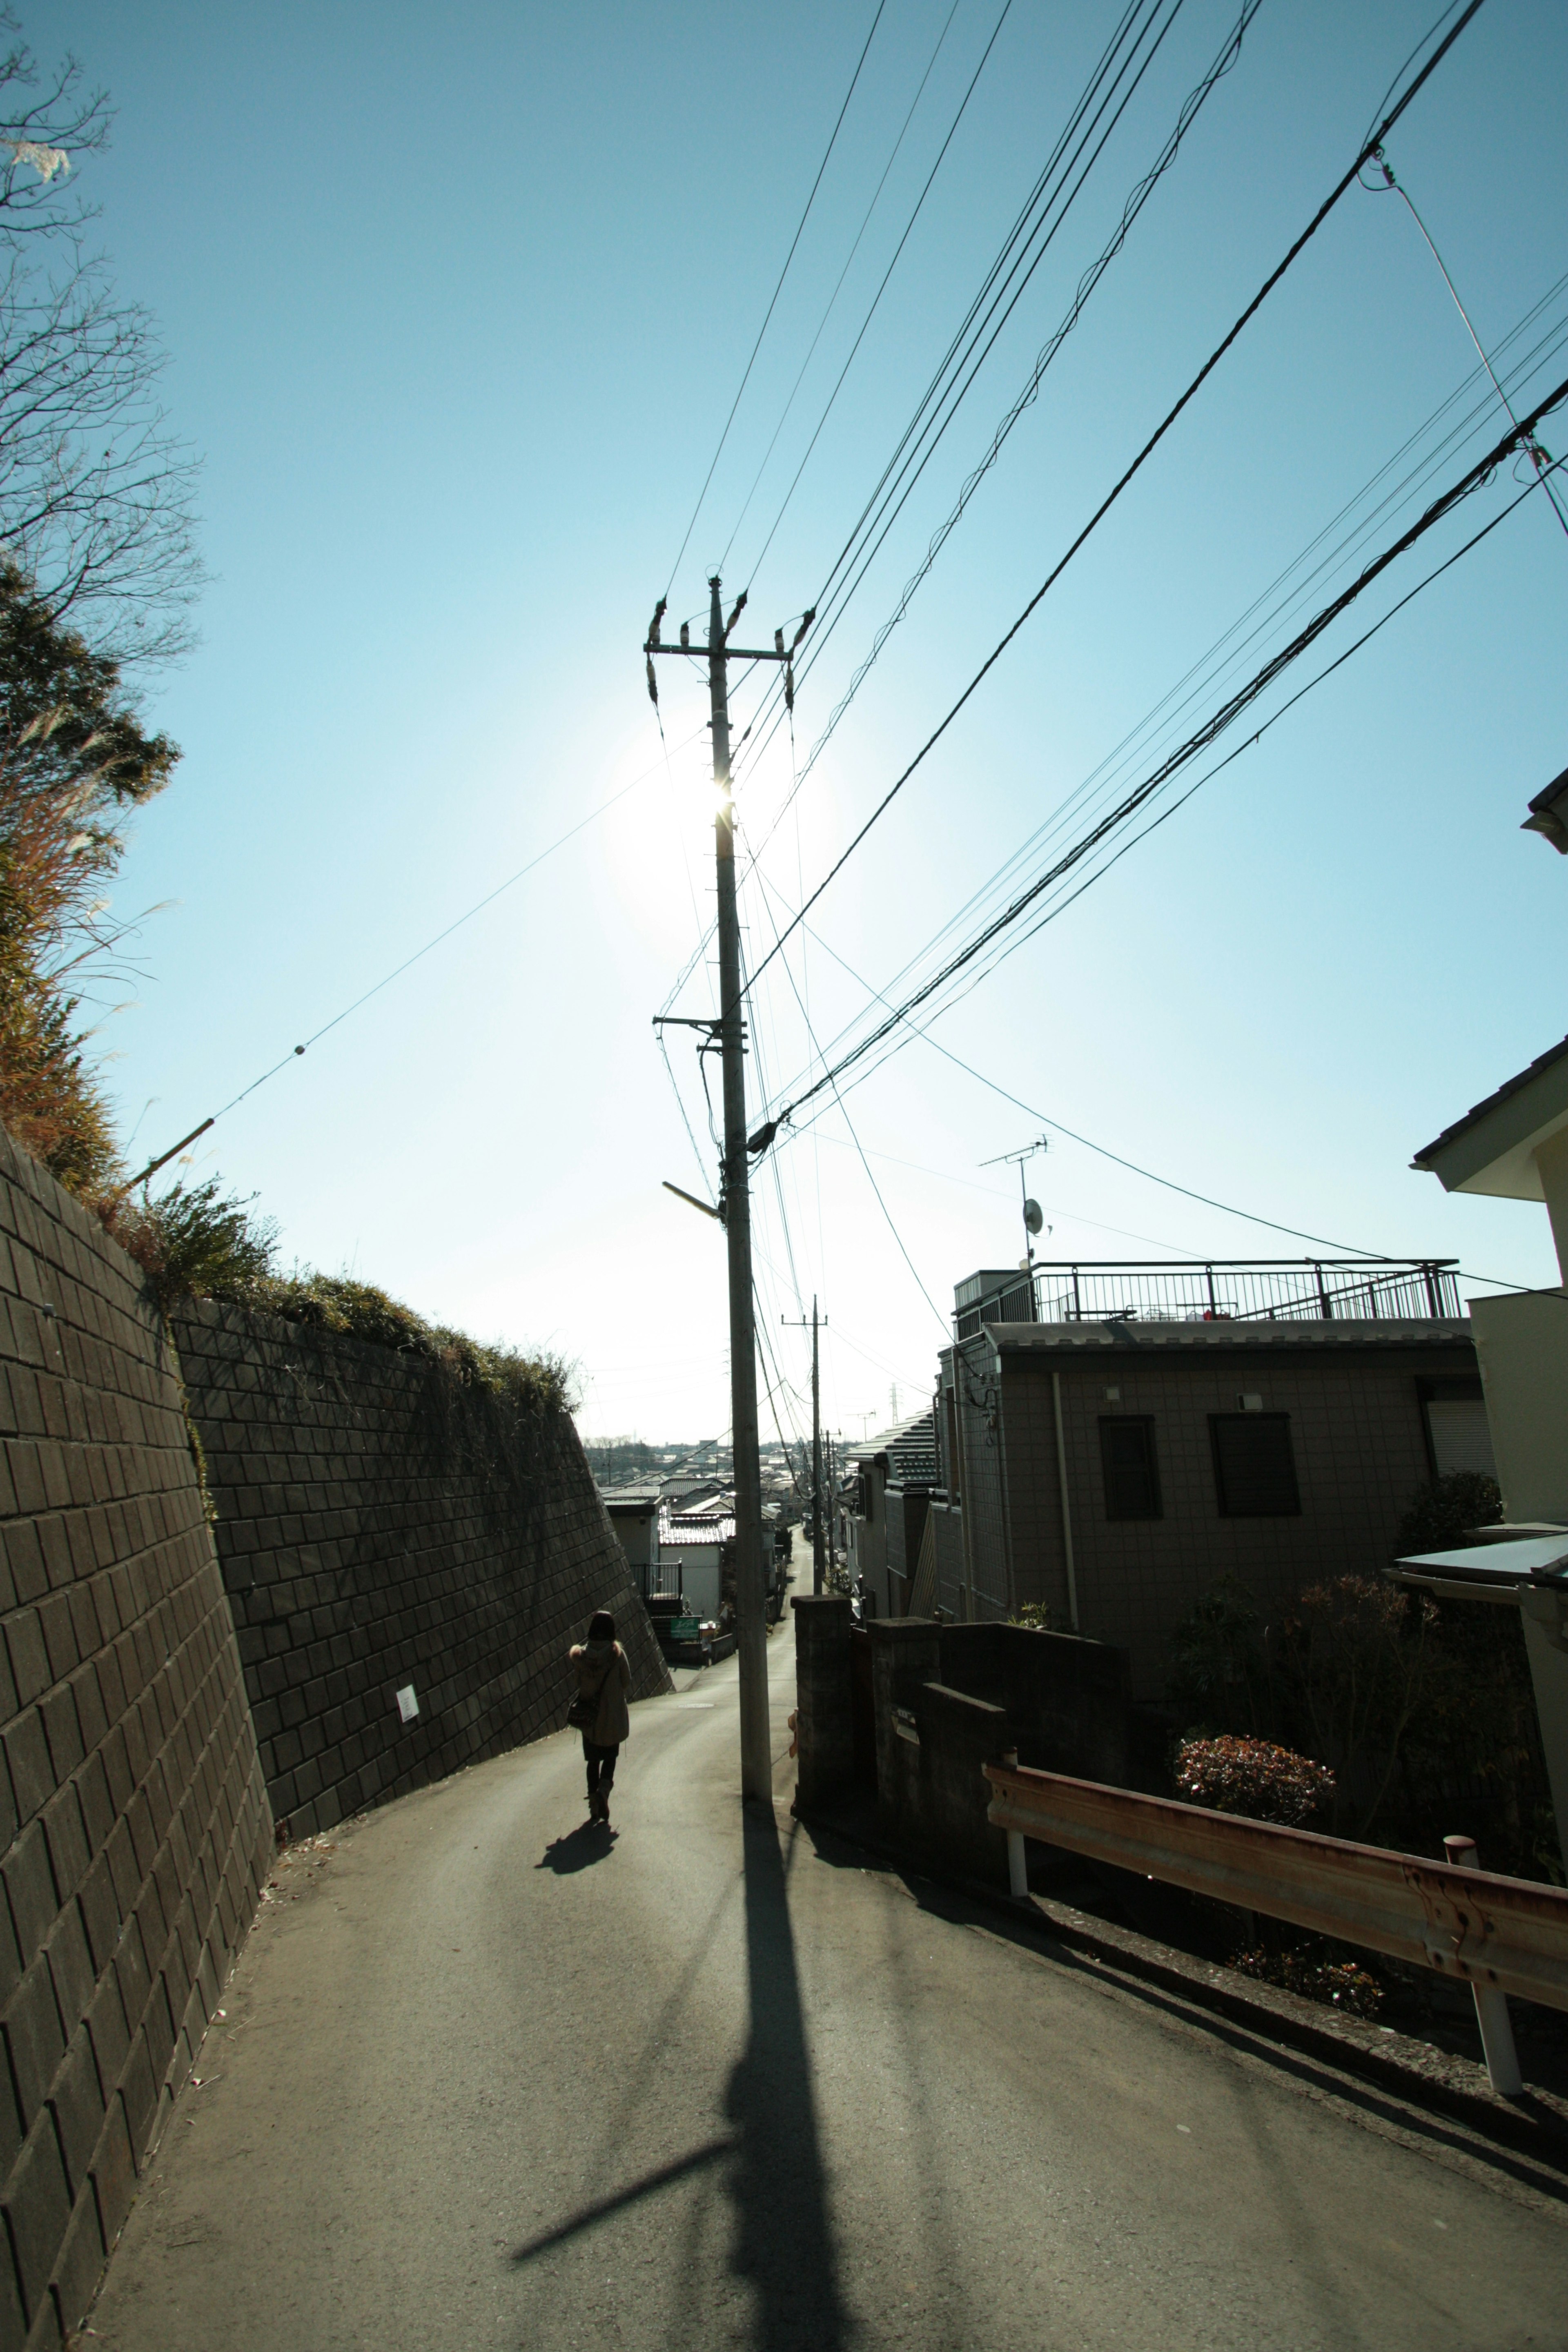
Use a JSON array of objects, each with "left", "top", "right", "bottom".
[{"left": 1174, "top": 1734, "right": 1334, "bottom": 1827}]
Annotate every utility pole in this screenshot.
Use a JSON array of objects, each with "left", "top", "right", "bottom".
[
  {"left": 646, "top": 578, "right": 810, "bottom": 1804},
  {"left": 784, "top": 1296, "right": 825, "bottom": 1595},
  {"left": 826, "top": 1430, "right": 838, "bottom": 1587}
]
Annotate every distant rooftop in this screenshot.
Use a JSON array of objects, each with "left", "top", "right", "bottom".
[{"left": 849, "top": 1409, "right": 939, "bottom": 1488}]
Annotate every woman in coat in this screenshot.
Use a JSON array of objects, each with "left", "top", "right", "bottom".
[{"left": 569, "top": 1609, "right": 632, "bottom": 1824}]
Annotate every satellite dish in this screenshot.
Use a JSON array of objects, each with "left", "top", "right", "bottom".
[{"left": 1023, "top": 1198, "right": 1044, "bottom": 1236}]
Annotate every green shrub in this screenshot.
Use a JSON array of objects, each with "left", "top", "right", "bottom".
[
  {"left": 1395, "top": 1470, "right": 1503, "bottom": 1555},
  {"left": 104, "top": 1176, "right": 277, "bottom": 1309},
  {"left": 105, "top": 1185, "right": 574, "bottom": 1417},
  {"left": 252, "top": 1273, "right": 575, "bottom": 1417},
  {"left": 1167, "top": 1575, "right": 1270, "bottom": 1734}
]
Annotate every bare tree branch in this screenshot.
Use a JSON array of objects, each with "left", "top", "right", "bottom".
[{"left": 0, "top": 16, "right": 202, "bottom": 665}]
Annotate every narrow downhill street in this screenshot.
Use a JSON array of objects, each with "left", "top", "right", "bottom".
[{"left": 89, "top": 1625, "right": 1564, "bottom": 2352}]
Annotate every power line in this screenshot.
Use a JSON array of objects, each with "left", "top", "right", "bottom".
[
  {"left": 660, "top": 0, "right": 1193, "bottom": 1002},
  {"left": 696, "top": 268, "right": 1568, "bottom": 1062},
  {"left": 1367, "top": 150, "right": 1568, "bottom": 541},
  {"left": 759, "top": 390, "right": 1566, "bottom": 1133},
  {"left": 715, "top": 0, "right": 965, "bottom": 576},
  {"left": 784, "top": 0, "right": 1262, "bottom": 793},
  {"left": 661, "top": 0, "right": 888, "bottom": 599},
  {"left": 749, "top": 840, "right": 950, "bottom": 1336},
  {"left": 756, "top": 0, "right": 1171, "bottom": 653},
  {"left": 739, "top": 0, "right": 1019, "bottom": 593},
  {"left": 731, "top": 0, "right": 1187, "bottom": 784},
  {"left": 729, "top": 278, "right": 1568, "bottom": 1134},
  {"left": 126, "top": 721, "right": 707, "bottom": 1189},
  {"left": 741, "top": 0, "right": 1490, "bottom": 1000}
]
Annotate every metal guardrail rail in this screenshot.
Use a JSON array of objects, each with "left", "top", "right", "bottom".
[{"left": 983, "top": 1762, "right": 1568, "bottom": 2015}]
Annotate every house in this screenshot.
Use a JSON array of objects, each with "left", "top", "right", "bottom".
[
  {"left": 841, "top": 1411, "right": 940, "bottom": 1617},
  {"left": 1405, "top": 1018, "right": 1568, "bottom": 1844},
  {"left": 659, "top": 1499, "right": 735, "bottom": 1624},
  {"left": 932, "top": 1258, "right": 1485, "bottom": 1701},
  {"left": 1411, "top": 1035, "right": 1568, "bottom": 1522},
  {"left": 599, "top": 1485, "right": 662, "bottom": 1597}
]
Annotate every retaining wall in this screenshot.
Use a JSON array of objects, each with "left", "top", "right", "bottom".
[
  {"left": 170, "top": 1300, "right": 670, "bottom": 1839},
  {"left": 0, "top": 1130, "right": 270, "bottom": 2349}
]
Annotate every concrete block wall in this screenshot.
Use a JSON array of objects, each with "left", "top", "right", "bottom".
[
  {"left": 0, "top": 1131, "right": 270, "bottom": 2349},
  {"left": 934, "top": 1622, "right": 1132, "bottom": 1787},
  {"left": 791, "top": 1594, "right": 855, "bottom": 1812},
  {"left": 170, "top": 1301, "right": 670, "bottom": 1839}
]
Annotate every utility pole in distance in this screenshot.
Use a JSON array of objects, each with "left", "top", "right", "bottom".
[
  {"left": 646, "top": 578, "right": 811, "bottom": 1804},
  {"left": 784, "top": 1296, "right": 825, "bottom": 1595}
]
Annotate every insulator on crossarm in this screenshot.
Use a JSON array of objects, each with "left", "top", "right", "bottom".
[
  {"left": 680, "top": 621, "right": 690, "bottom": 649},
  {"left": 784, "top": 659, "right": 794, "bottom": 714},
  {"left": 647, "top": 596, "right": 667, "bottom": 648},
  {"left": 791, "top": 607, "right": 816, "bottom": 651},
  {"left": 775, "top": 628, "right": 785, "bottom": 656},
  {"left": 646, "top": 656, "right": 659, "bottom": 706}
]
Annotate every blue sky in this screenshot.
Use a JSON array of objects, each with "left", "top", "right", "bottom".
[{"left": 26, "top": 0, "right": 1568, "bottom": 1443}]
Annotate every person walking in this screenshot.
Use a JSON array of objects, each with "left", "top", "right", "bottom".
[{"left": 568, "top": 1609, "right": 632, "bottom": 1826}]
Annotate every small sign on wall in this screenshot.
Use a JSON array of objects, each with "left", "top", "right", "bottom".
[{"left": 396, "top": 1685, "right": 419, "bottom": 1723}]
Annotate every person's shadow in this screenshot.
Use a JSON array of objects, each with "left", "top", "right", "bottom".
[{"left": 537, "top": 1822, "right": 617, "bottom": 1874}]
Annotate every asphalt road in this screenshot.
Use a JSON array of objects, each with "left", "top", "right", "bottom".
[{"left": 89, "top": 1617, "right": 1566, "bottom": 2351}]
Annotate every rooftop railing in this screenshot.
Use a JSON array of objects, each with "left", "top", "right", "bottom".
[{"left": 954, "top": 1258, "right": 1461, "bottom": 1338}]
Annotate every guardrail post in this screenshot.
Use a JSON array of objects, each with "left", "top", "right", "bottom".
[
  {"left": 1001, "top": 1748, "right": 1028, "bottom": 1899},
  {"left": 1444, "top": 1835, "right": 1523, "bottom": 2096}
]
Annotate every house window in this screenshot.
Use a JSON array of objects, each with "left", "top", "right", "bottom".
[
  {"left": 1098, "top": 1417, "right": 1161, "bottom": 1520},
  {"left": 1416, "top": 1375, "right": 1497, "bottom": 1481},
  {"left": 1210, "top": 1413, "right": 1301, "bottom": 1517}
]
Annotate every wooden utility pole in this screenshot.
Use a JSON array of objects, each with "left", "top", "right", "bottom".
[
  {"left": 646, "top": 579, "right": 809, "bottom": 1802},
  {"left": 784, "top": 1296, "right": 825, "bottom": 1594}
]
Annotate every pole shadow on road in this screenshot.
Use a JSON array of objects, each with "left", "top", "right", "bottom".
[
  {"left": 535, "top": 1822, "right": 617, "bottom": 1873},
  {"left": 510, "top": 1804, "right": 849, "bottom": 2348},
  {"left": 723, "top": 1803, "right": 850, "bottom": 2350}
]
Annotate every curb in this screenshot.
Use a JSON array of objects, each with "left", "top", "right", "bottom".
[{"left": 791, "top": 1797, "right": 1568, "bottom": 2185}]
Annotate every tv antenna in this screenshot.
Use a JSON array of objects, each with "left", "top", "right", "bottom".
[{"left": 980, "top": 1135, "right": 1050, "bottom": 1278}]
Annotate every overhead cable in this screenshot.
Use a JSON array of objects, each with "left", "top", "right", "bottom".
[
  {"left": 711, "top": 267, "right": 1568, "bottom": 1053},
  {"left": 732, "top": 0, "right": 1187, "bottom": 773},
  {"left": 661, "top": 0, "right": 887, "bottom": 599},
  {"left": 792, "top": 430, "right": 1567, "bottom": 1106},
  {"left": 787, "top": 0, "right": 1262, "bottom": 791},
  {"left": 739, "top": 0, "right": 1019, "bottom": 591},
  {"left": 125, "top": 722, "right": 706, "bottom": 1191},
  {"left": 741, "top": 0, "right": 1490, "bottom": 1000},
  {"left": 716, "top": 0, "right": 966, "bottom": 575},
  {"left": 751, "top": 0, "right": 1171, "bottom": 641},
  {"left": 760, "top": 383, "right": 1567, "bottom": 1132}
]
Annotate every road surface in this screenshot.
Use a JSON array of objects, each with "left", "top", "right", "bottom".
[{"left": 89, "top": 1619, "right": 1565, "bottom": 2350}]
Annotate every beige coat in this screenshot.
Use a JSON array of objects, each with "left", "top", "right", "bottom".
[{"left": 570, "top": 1639, "right": 631, "bottom": 1746}]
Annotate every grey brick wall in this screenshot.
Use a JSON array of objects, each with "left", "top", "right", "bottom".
[
  {"left": 0, "top": 1129, "right": 270, "bottom": 2350},
  {"left": 169, "top": 1300, "right": 670, "bottom": 1839}
]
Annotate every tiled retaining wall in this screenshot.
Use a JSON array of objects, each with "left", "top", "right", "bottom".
[
  {"left": 0, "top": 1131, "right": 270, "bottom": 2349},
  {"left": 169, "top": 1300, "right": 670, "bottom": 1840}
]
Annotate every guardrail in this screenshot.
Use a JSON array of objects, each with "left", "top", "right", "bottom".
[{"left": 983, "top": 1761, "right": 1568, "bottom": 2020}]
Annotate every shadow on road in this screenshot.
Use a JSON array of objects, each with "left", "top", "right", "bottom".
[
  {"left": 536, "top": 1823, "right": 617, "bottom": 1873},
  {"left": 510, "top": 2140, "right": 733, "bottom": 2261},
  {"left": 724, "top": 1804, "right": 850, "bottom": 2350}
]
